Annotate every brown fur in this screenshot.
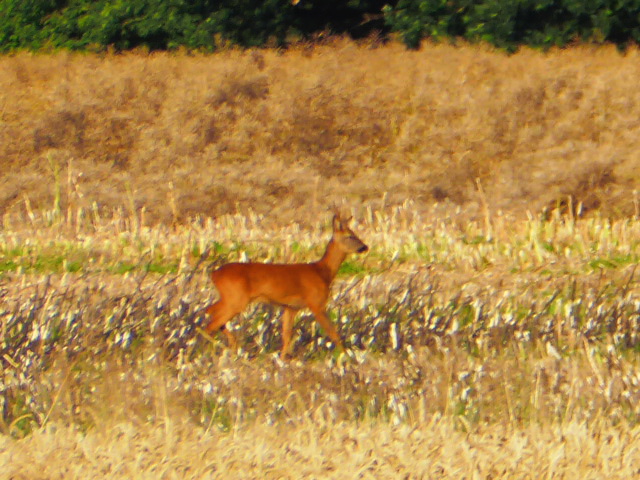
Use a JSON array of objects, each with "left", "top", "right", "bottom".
[{"left": 205, "top": 214, "right": 368, "bottom": 357}]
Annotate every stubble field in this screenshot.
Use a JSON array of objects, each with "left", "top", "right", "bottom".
[{"left": 2, "top": 40, "right": 640, "bottom": 478}]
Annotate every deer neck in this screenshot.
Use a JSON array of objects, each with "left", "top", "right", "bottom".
[{"left": 314, "top": 238, "right": 346, "bottom": 285}]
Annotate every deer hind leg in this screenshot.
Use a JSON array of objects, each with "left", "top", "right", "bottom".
[
  {"left": 308, "top": 304, "right": 344, "bottom": 351},
  {"left": 280, "top": 307, "right": 299, "bottom": 359},
  {"left": 205, "top": 300, "right": 245, "bottom": 351}
]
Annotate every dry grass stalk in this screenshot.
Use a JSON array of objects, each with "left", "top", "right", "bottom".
[{"left": 2, "top": 417, "right": 640, "bottom": 479}]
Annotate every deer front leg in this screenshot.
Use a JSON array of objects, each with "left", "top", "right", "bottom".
[{"left": 308, "top": 304, "right": 344, "bottom": 351}]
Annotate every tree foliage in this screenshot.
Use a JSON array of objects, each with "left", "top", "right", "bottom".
[
  {"left": 0, "top": 0, "right": 389, "bottom": 52},
  {"left": 384, "top": 0, "right": 640, "bottom": 51},
  {"left": 1, "top": 0, "right": 640, "bottom": 52}
]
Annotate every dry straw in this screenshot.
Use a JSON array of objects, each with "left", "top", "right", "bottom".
[
  {"left": 1, "top": 202, "right": 639, "bottom": 479},
  {"left": 1, "top": 41, "right": 640, "bottom": 224}
]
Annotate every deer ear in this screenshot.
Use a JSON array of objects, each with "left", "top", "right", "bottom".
[{"left": 332, "top": 214, "right": 343, "bottom": 232}]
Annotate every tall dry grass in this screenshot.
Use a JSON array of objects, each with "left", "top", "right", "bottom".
[
  {"left": 3, "top": 417, "right": 640, "bottom": 479},
  {"left": 1, "top": 40, "right": 640, "bottom": 225}
]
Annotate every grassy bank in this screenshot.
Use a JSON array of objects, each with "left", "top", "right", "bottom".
[{"left": 1, "top": 41, "right": 640, "bottom": 225}]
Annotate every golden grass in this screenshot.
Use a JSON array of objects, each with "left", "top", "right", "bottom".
[
  {"left": 1, "top": 40, "right": 640, "bottom": 225},
  {"left": 3, "top": 418, "right": 640, "bottom": 479}
]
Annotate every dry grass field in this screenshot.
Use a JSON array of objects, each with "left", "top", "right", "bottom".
[
  {"left": 1, "top": 39, "right": 640, "bottom": 224},
  {"left": 2, "top": 40, "right": 640, "bottom": 478}
]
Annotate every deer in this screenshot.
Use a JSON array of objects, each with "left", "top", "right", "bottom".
[{"left": 203, "top": 214, "right": 368, "bottom": 358}]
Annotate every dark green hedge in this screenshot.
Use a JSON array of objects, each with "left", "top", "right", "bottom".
[
  {"left": 384, "top": 0, "right": 640, "bottom": 51},
  {"left": 0, "top": 0, "right": 298, "bottom": 51},
  {"left": 0, "top": 0, "right": 388, "bottom": 52},
  {"left": 1, "top": 0, "right": 640, "bottom": 52}
]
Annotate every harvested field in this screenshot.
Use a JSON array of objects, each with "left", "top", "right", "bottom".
[
  {"left": 2, "top": 40, "right": 640, "bottom": 478},
  {"left": 2, "top": 205, "right": 640, "bottom": 477}
]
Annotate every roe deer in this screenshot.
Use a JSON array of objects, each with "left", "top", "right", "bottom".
[{"left": 204, "top": 214, "right": 368, "bottom": 357}]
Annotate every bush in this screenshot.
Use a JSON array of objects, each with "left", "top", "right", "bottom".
[
  {"left": 384, "top": 0, "right": 640, "bottom": 51},
  {"left": 0, "top": 0, "right": 389, "bottom": 52},
  {"left": 3, "top": 0, "right": 640, "bottom": 52},
  {"left": 43, "top": 0, "right": 298, "bottom": 51},
  {"left": 382, "top": 0, "right": 469, "bottom": 49},
  {"left": 0, "top": 0, "right": 64, "bottom": 50}
]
